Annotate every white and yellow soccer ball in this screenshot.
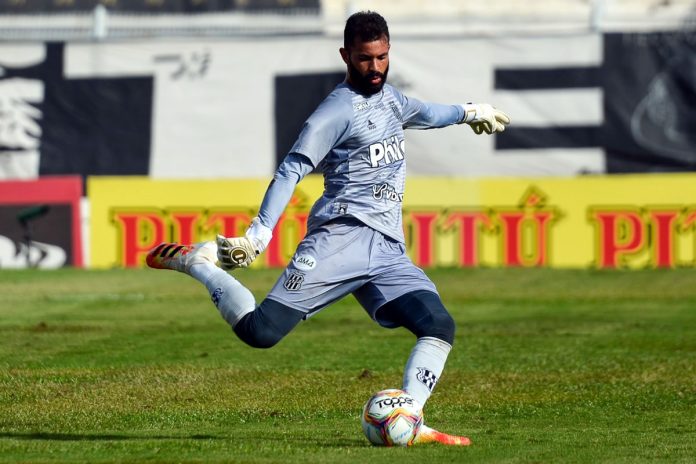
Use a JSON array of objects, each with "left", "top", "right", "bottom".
[{"left": 361, "top": 389, "right": 423, "bottom": 446}]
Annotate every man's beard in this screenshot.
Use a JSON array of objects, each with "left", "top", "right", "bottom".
[{"left": 347, "top": 60, "right": 389, "bottom": 95}]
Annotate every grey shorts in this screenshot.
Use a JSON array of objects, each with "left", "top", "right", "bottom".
[{"left": 266, "top": 217, "right": 438, "bottom": 326}]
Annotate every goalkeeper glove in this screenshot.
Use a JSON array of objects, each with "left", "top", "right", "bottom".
[
  {"left": 459, "top": 103, "right": 510, "bottom": 135},
  {"left": 217, "top": 217, "right": 273, "bottom": 270}
]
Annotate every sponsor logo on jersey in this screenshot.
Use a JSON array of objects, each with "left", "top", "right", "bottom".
[
  {"left": 284, "top": 271, "right": 305, "bottom": 291},
  {"left": 368, "top": 136, "right": 405, "bottom": 168},
  {"left": 294, "top": 254, "right": 316, "bottom": 271},
  {"left": 354, "top": 101, "right": 370, "bottom": 111},
  {"left": 372, "top": 183, "right": 403, "bottom": 202},
  {"left": 367, "top": 119, "right": 377, "bottom": 130}
]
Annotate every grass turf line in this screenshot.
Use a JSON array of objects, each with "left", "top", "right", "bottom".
[{"left": 0, "top": 267, "right": 695, "bottom": 463}]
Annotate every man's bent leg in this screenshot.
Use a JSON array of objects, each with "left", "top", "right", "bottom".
[
  {"left": 146, "top": 241, "right": 257, "bottom": 329},
  {"left": 160, "top": 256, "right": 301, "bottom": 348},
  {"left": 374, "top": 290, "right": 470, "bottom": 446},
  {"left": 157, "top": 255, "right": 301, "bottom": 348},
  {"left": 375, "top": 290, "right": 455, "bottom": 407},
  {"left": 234, "top": 298, "right": 304, "bottom": 349},
  {"left": 198, "top": 263, "right": 256, "bottom": 328}
]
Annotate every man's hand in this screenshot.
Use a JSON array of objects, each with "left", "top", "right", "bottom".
[
  {"left": 459, "top": 103, "right": 510, "bottom": 135},
  {"left": 216, "top": 217, "right": 273, "bottom": 270},
  {"left": 216, "top": 235, "right": 259, "bottom": 269}
]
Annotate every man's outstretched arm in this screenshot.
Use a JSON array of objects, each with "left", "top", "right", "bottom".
[
  {"left": 398, "top": 93, "right": 510, "bottom": 134},
  {"left": 217, "top": 153, "right": 314, "bottom": 270}
]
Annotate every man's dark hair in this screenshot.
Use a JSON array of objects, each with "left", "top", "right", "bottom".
[{"left": 343, "top": 11, "right": 389, "bottom": 49}]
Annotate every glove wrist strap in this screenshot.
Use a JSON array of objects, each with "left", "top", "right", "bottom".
[
  {"left": 459, "top": 103, "right": 479, "bottom": 124},
  {"left": 245, "top": 217, "right": 273, "bottom": 252}
]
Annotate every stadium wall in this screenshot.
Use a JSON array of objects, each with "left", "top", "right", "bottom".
[
  {"left": 1, "top": 30, "right": 694, "bottom": 183},
  {"left": 1, "top": 28, "right": 694, "bottom": 269},
  {"left": 89, "top": 174, "right": 696, "bottom": 270}
]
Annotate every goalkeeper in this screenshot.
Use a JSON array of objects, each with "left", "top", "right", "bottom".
[{"left": 147, "top": 10, "right": 509, "bottom": 446}]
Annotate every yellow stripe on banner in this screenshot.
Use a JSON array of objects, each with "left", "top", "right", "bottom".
[{"left": 89, "top": 174, "right": 696, "bottom": 270}]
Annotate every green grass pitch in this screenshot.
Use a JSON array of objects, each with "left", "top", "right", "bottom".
[{"left": 1, "top": 267, "right": 695, "bottom": 463}]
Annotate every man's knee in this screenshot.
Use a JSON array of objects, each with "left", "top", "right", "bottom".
[
  {"left": 234, "top": 328, "right": 283, "bottom": 349},
  {"left": 234, "top": 318, "right": 284, "bottom": 349},
  {"left": 233, "top": 299, "right": 304, "bottom": 349},
  {"left": 422, "top": 304, "right": 456, "bottom": 345},
  {"left": 376, "top": 290, "right": 456, "bottom": 345}
]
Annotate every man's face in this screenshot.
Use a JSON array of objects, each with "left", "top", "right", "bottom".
[{"left": 340, "top": 36, "right": 390, "bottom": 95}]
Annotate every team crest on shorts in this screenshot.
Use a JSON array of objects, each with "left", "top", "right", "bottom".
[{"left": 284, "top": 271, "right": 305, "bottom": 291}]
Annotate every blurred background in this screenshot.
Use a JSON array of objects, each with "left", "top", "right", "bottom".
[{"left": 1, "top": 0, "right": 695, "bottom": 270}]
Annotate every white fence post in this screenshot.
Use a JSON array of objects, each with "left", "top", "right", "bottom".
[
  {"left": 590, "top": 0, "right": 606, "bottom": 31},
  {"left": 93, "top": 4, "right": 109, "bottom": 41}
]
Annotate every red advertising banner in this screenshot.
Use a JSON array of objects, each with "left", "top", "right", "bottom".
[
  {"left": 89, "top": 175, "right": 696, "bottom": 270},
  {"left": 0, "top": 176, "right": 83, "bottom": 268}
]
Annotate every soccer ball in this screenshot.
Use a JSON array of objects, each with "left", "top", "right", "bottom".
[{"left": 361, "top": 389, "right": 423, "bottom": 446}]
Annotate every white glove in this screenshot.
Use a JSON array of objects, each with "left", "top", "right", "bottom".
[
  {"left": 216, "top": 217, "right": 273, "bottom": 270},
  {"left": 216, "top": 235, "right": 257, "bottom": 269},
  {"left": 459, "top": 103, "right": 510, "bottom": 135}
]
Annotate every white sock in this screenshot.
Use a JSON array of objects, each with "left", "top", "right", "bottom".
[
  {"left": 402, "top": 336, "right": 452, "bottom": 407},
  {"left": 189, "top": 263, "right": 255, "bottom": 327}
]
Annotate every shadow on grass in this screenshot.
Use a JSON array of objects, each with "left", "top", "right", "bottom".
[
  {"left": 1, "top": 432, "right": 369, "bottom": 448},
  {"left": 0, "top": 432, "right": 219, "bottom": 441}
]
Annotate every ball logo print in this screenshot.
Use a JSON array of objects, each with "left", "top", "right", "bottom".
[
  {"left": 361, "top": 389, "right": 423, "bottom": 446},
  {"left": 375, "top": 396, "right": 414, "bottom": 408}
]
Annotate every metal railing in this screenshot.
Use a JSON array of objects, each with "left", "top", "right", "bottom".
[{"left": 0, "top": 1, "right": 693, "bottom": 41}]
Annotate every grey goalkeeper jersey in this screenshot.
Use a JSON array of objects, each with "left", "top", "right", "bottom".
[{"left": 279, "top": 82, "right": 464, "bottom": 243}]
